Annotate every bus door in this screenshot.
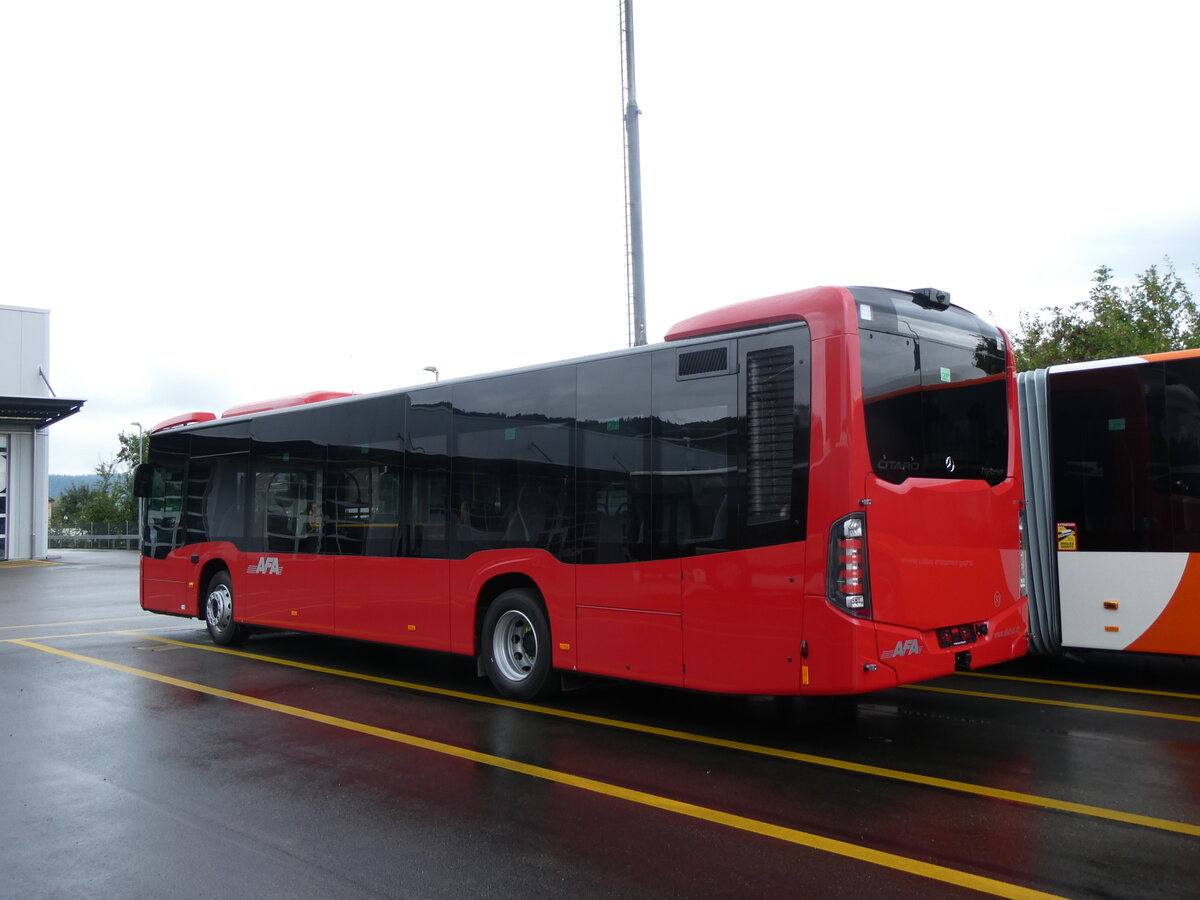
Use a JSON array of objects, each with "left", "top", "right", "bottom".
[
  {"left": 329, "top": 448, "right": 453, "bottom": 651},
  {"left": 241, "top": 462, "right": 334, "bottom": 632},
  {"left": 139, "top": 446, "right": 190, "bottom": 615}
]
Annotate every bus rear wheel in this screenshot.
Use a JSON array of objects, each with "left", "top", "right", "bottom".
[
  {"left": 482, "top": 589, "right": 554, "bottom": 701},
  {"left": 205, "top": 571, "right": 249, "bottom": 647}
]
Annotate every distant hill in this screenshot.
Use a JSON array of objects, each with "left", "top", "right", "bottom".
[{"left": 50, "top": 474, "right": 102, "bottom": 498}]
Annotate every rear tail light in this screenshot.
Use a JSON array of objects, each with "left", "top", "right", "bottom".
[{"left": 827, "top": 513, "right": 871, "bottom": 618}]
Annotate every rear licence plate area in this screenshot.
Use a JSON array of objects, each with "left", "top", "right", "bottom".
[{"left": 936, "top": 623, "right": 978, "bottom": 648}]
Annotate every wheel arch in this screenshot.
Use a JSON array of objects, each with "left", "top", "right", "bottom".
[
  {"left": 197, "top": 558, "right": 234, "bottom": 619},
  {"left": 474, "top": 573, "right": 544, "bottom": 666}
]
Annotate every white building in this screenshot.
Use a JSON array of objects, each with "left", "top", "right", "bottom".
[{"left": 0, "top": 305, "right": 84, "bottom": 560}]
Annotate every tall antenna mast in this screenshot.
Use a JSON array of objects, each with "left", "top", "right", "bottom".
[{"left": 620, "top": 0, "right": 647, "bottom": 346}]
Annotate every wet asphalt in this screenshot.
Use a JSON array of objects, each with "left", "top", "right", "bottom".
[{"left": 2, "top": 550, "right": 1198, "bottom": 899}]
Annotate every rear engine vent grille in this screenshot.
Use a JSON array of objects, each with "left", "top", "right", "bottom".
[
  {"left": 747, "top": 346, "right": 795, "bottom": 521},
  {"left": 678, "top": 346, "right": 729, "bottom": 378}
]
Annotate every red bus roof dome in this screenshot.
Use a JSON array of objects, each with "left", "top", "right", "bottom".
[
  {"left": 220, "top": 390, "right": 355, "bottom": 419},
  {"left": 665, "top": 285, "right": 854, "bottom": 341},
  {"left": 151, "top": 411, "right": 217, "bottom": 433}
]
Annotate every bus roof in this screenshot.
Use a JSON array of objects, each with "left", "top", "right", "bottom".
[
  {"left": 149, "top": 284, "right": 987, "bottom": 436},
  {"left": 220, "top": 391, "right": 356, "bottom": 420},
  {"left": 151, "top": 392, "right": 354, "bottom": 434},
  {"left": 665, "top": 285, "right": 853, "bottom": 341},
  {"left": 1047, "top": 346, "right": 1200, "bottom": 376}
]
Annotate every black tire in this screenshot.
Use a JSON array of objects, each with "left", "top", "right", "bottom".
[
  {"left": 481, "top": 589, "right": 555, "bottom": 700},
  {"left": 204, "top": 571, "right": 249, "bottom": 647}
]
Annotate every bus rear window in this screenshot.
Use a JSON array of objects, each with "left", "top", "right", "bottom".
[{"left": 860, "top": 328, "right": 1007, "bottom": 485}]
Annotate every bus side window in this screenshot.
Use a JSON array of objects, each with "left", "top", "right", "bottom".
[
  {"left": 450, "top": 372, "right": 574, "bottom": 559},
  {"left": 1051, "top": 366, "right": 1167, "bottom": 552},
  {"left": 325, "top": 452, "right": 402, "bottom": 557},
  {"left": 198, "top": 456, "right": 247, "bottom": 544},
  {"left": 253, "top": 468, "right": 323, "bottom": 554},
  {"left": 406, "top": 390, "right": 451, "bottom": 559},
  {"left": 1164, "top": 358, "right": 1200, "bottom": 550},
  {"left": 143, "top": 460, "right": 185, "bottom": 559},
  {"left": 651, "top": 346, "right": 736, "bottom": 558},
  {"left": 577, "top": 355, "right": 652, "bottom": 564}
]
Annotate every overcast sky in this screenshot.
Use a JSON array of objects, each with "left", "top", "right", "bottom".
[{"left": 3, "top": 1, "right": 1198, "bottom": 474}]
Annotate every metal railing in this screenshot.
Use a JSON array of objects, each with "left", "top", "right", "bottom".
[{"left": 49, "top": 521, "right": 138, "bottom": 550}]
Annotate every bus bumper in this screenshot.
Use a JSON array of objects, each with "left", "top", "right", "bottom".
[{"left": 801, "top": 595, "right": 1029, "bottom": 694}]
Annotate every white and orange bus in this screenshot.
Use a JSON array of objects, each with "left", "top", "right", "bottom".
[
  {"left": 1020, "top": 351, "right": 1200, "bottom": 656},
  {"left": 135, "top": 285, "right": 1028, "bottom": 698}
]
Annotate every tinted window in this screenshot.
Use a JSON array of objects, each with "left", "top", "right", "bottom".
[
  {"left": 651, "top": 347, "right": 736, "bottom": 557},
  {"left": 1047, "top": 360, "right": 1200, "bottom": 552},
  {"left": 185, "top": 454, "right": 247, "bottom": 544},
  {"left": 860, "top": 328, "right": 1007, "bottom": 485},
  {"left": 576, "top": 354, "right": 653, "bottom": 563},
  {"left": 325, "top": 396, "right": 404, "bottom": 557},
  {"left": 1164, "top": 359, "right": 1200, "bottom": 550},
  {"left": 328, "top": 451, "right": 402, "bottom": 556},
  {"left": 142, "top": 433, "right": 188, "bottom": 559},
  {"left": 149, "top": 336, "right": 816, "bottom": 563},
  {"left": 406, "top": 388, "right": 451, "bottom": 558},
  {"left": 248, "top": 442, "right": 326, "bottom": 554},
  {"left": 451, "top": 370, "right": 575, "bottom": 558}
]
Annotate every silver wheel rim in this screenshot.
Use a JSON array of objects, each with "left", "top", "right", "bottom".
[
  {"left": 207, "top": 584, "right": 233, "bottom": 631},
  {"left": 492, "top": 609, "right": 537, "bottom": 682}
]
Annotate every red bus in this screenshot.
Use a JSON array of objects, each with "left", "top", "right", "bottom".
[
  {"left": 134, "top": 285, "right": 1028, "bottom": 699},
  {"left": 1020, "top": 350, "right": 1200, "bottom": 657}
]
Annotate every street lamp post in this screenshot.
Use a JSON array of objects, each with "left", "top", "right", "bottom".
[
  {"left": 130, "top": 421, "right": 143, "bottom": 548},
  {"left": 423, "top": 366, "right": 439, "bottom": 382}
]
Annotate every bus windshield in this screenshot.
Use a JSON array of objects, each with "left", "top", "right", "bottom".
[{"left": 856, "top": 292, "right": 1008, "bottom": 486}]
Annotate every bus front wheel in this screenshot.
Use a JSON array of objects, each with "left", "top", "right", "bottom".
[
  {"left": 205, "top": 571, "right": 249, "bottom": 647},
  {"left": 482, "top": 589, "right": 554, "bottom": 701}
]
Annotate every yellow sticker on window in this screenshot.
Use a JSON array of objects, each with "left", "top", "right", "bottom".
[{"left": 1056, "top": 522, "right": 1077, "bottom": 551}]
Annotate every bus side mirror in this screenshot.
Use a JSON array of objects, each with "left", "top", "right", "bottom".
[{"left": 133, "top": 463, "right": 155, "bottom": 499}]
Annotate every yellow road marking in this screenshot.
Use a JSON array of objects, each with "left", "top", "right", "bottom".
[
  {"left": 127, "top": 633, "right": 1200, "bottom": 838},
  {"left": 0, "top": 559, "right": 60, "bottom": 569},
  {"left": 0, "top": 614, "right": 167, "bottom": 633},
  {"left": 903, "top": 684, "right": 1200, "bottom": 724},
  {"left": 12, "top": 638, "right": 1061, "bottom": 900},
  {"left": 1, "top": 624, "right": 182, "bottom": 642},
  {"left": 959, "top": 670, "right": 1200, "bottom": 702}
]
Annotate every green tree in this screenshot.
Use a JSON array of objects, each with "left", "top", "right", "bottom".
[
  {"left": 1013, "top": 259, "right": 1200, "bottom": 371},
  {"left": 115, "top": 429, "right": 147, "bottom": 470},
  {"left": 51, "top": 482, "right": 95, "bottom": 527},
  {"left": 50, "top": 430, "right": 144, "bottom": 528}
]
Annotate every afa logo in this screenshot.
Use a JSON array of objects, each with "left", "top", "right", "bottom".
[
  {"left": 247, "top": 556, "right": 283, "bottom": 576},
  {"left": 880, "top": 638, "right": 922, "bottom": 659}
]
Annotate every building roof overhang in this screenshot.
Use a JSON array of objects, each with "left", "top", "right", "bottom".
[{"left": 0, "top": 396, "right": 86, "bottom": 428}]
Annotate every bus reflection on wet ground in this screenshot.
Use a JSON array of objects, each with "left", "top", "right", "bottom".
[{"left": 3, "top": 551, "right": 1197, "bottom": 899}]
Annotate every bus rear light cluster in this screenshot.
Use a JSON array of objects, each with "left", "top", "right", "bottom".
[{"left": 827, "top": 513, "right": 871, "bottom": 618}]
